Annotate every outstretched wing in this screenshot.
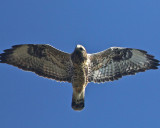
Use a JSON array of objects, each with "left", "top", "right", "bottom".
[
  {"left": 88, "top": 47, "right": 159, "bottom": 83},
  {"left": 0, "top": 44, "right": 72, "bottom": 82}
]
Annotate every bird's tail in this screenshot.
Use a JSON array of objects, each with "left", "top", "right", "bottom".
[{"left": 72, "top": 87, "right": 85, "bottom": 111}]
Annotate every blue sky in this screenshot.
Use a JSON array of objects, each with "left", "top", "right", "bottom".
[{"left": 0, "top": 0, "right": 160, "bottom": 128}]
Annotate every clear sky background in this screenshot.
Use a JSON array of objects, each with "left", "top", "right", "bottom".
[{"left": 0, "top": 0, "right": 160, "bottom": 128}]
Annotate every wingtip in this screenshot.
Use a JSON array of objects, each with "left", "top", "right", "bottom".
[
  {"left": 0, "top": 48, "right": 13, "bottom": 63},
  {"left": 145, "top": 51, "right": 160, "bottom": 69},
  {"left": 0, "top": 53, "right": 7, "bottom": 63}
]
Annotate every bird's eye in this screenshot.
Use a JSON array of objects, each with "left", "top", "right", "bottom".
[{"left": 79, "top": 47, "right": 84, "bottom": 51}]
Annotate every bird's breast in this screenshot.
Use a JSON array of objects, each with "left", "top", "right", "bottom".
[{"left": 72, "top": 64, "right": 88, "bottom": 88}]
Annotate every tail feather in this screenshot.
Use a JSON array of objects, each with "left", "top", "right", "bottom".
[{"left": 72, "top": 88, "right": 85, "bottom": 111}]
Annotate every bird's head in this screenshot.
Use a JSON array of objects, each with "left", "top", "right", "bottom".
[
  {"left": 71, "top": 44, "right": 87, "bottom": 64},
  {"left": 75, "top": 44, "right": 86, "bottom": 53}
]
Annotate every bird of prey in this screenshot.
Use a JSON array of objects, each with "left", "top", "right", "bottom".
[{"left": 0, "top": 44, "right": 159, "bottom": 111}]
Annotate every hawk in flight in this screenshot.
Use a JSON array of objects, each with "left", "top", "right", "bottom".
[{"left": 0, "top": 44, "right": 159, "bottom": 111}]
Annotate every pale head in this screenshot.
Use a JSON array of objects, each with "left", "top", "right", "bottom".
[
  {"left": 75, "top": 44, "right": 86, "bottom": 52},
  {"left": 71, "top": 44, "right": 87, "bottom": 64}
]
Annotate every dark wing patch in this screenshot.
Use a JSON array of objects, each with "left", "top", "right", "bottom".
[
  {"left": 88, "top": 47, "right": 159, "bottom": 83},
  {"left": 0, "top": 44, "right": 72, "bottom": 82}
]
